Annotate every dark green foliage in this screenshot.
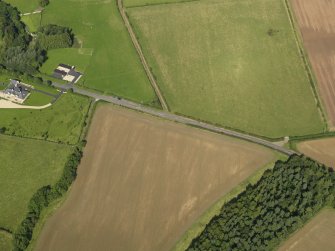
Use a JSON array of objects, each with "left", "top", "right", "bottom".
[
  {"left": 37, "top": 24, "right": 73, "bottom": 50},
  {"left": 1, "top": 46, "right": 46, "bottom": 74},
  {"left": 0, "top": 1, "right": 74, "bottom": 76},
  {"left": 0, "top": 1, "right": 46, "bottom": 74},
  {"left": 0, "top": 1, "right": 30, "bottom": 49},
  {"left": 39, "top": 0, "right": 49, "bottom": 7},
  {"left": 12, "top": 146, "right": 83, "bottom": 251},
  {"left": 187, "top": 155, "right": 335, "bottom": 251}
]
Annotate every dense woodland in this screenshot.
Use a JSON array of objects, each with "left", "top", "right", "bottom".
[
  {"left": 187, "top": 155, "right": 335, "bottom": 251},
  {"left": 0, "top": 0, "right": 73, "bottom": 75}
]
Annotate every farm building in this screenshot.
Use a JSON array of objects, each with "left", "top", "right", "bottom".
[
  {"left": 52, "top": 64, "right": 83, "bottom": 84},
  {"left": 0, "top": 80, "right": 31, "bottom": 104}
]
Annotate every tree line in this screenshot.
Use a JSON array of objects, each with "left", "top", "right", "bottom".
[
  {"left": 187, "top": 155, "right": 335, "bottom": 251},
  {"left": 0, "top": 0, "right": 73, "bottom": 75},
  {"left": 12, "top": 145, "right": 84, "bottom": 251}
]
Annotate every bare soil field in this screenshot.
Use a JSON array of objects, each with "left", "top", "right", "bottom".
[
  {"left": 290, "top": 0, "right": 335, "bottom": 127},
  {"left": 297, "top": 137, "right": 335, "bottom": 168},
  {"left": 35, "top": 105, "right": 275, "bottom": 251},
  {"left": 278, "top": 209, "right": 335, "bottom": 251}
]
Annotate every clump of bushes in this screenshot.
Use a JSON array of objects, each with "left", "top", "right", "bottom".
[
  {"left": 0, "top": 1, "right": 73, "bottom": 76},
  {"left": 13, "top": 146, "right": 83, "bottom": 251},
  {"left": 267, "top": 28, "right": 279, "bottom": 36},
  {"left": 37, "top": 24, "right": 74, "bottom": 50},
  {"left": 187, "top": 155, "right": 335, "bottom": 251},
  {"left": 39, "top": 0, "right": 49, "bottom": 7}
]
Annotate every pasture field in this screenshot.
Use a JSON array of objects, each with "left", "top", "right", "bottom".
[
  {"left": 21, "top": 13, "right": 41, "bottom": 32},
  {"left": 40, "top": 48, "right": 92, "bottom": 76},
  {"left": 297, "top": 137, "right": 335, "bottom": 168},
  {"left": 128, "top": 0, "right": 324, "bottom": 138},
  {"left": 0, "top": 232, "right": 12, "bottom": 251},
  {"left": 39, "top": 0, "right": 158, "bottom": 105},
  {"left": 5, "top": 0, "right": 38, "bottom": 13},
  {"left": 0, "top": 135, "right": 71, "bottom": 246},
  {"left": 0, "top": 93, "right": 90, "bottom": 144},
  {"left": 278, "top": 209, "right": 335, "bottom": 251},
  {"left": 35, "top": 105, "right": 276, "bottom": 251},
  {"left": 290, "top": 0, "right": 335, "bottom": 128},
  {"left": 124, "top": 0, "right": 196, "bottom": 8}
]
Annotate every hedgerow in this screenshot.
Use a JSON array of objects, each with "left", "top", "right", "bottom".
[{"left": 12, "top": 146, "right": 83, "bottom": 251}]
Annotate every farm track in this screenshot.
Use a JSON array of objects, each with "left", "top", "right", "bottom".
[
  {"left": 52, "top": 82, "right": 296, "bottom": 156},
  {"left": 117, "top": 0, "right": 169, "bottom": 111}
]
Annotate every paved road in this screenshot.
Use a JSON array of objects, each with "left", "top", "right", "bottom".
[
  {"left": 52, "top": 82, "right": 296, "bottom": 156},
  {"left": 117, "top": 0, "right": 169, "bottom": 111}
]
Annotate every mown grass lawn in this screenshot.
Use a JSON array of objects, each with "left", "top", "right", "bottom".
[
  {"left": 38, "top": 0, "right": 158, "bottom": 105},
  {"left": 24, "top": 91, "right": 54, "bottom": 106},
  {"left": 0, "top": 135, "right": 72, "bottom": 250},
  {"left": 40, "top": 48, "right": 92, "bottom": 76},
  {"left": 128, "top": 0, "right": 325, "bottom": 138},
  {"left": 0, "top": 93, "right": 90, "bottom": 144}
]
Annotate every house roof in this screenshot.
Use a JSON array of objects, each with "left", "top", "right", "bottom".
[
  {"left": 53, "top": 69, "right": 68, "bottom": 79},
  {"left": 4, "top": 82, "right": 30, "bottom": 99},
  {"left": 68, "top": 69, "right": 82, "bottom": 83},
  {"left": 58, "top": 63, "right": 73, "bottom": 70}
]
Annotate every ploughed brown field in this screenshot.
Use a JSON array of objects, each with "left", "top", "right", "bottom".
[
  {"left": 35, "top": 105, "right": 275, "bottom": 251},
  {"left": 297, "top": 137, "right": 335, "bottom": 168},
  {"left": 290, "top": 0, "right": 335, "bottom": 127},
  {"left": 278, "top": 209, "right": 335, "bottom": 251}
]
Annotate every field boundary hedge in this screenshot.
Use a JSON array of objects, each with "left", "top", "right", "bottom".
[
  {"left": 283, "top": 0, "right": 328, "bottom": 130},
  {"left": 12, "top": 146, "right": 83, "bottom": 251},
  {"left": 289, "top": 132, "right": 335, "bottom": 150}
]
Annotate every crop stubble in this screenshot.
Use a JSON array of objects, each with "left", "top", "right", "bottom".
[
  {"left": 297, "top": 137, "right": 335, "bottom": 168},
  {"left": 278, "top": 209, "right": 335, "bottom": 251},
  {"left": 35, "top": 105, "right": 275, "bottom": 251},
  {"left": 291, "top": 0, "right": 335, "bottom": 127}
]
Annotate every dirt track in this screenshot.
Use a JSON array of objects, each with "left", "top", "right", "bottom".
[
  {"left": 290, "top": 0, "right": 335, "bottom": 127},
  {"left": 278, "top": 209, "right": 335, "bottom": 251},
  {"left": 297, "top": 137, "right": 335, "bottom": 168},
  {"left": 117, "top": 0, "right": 169, "bottom": 111},
  {"left": 35, "top": 105, "right": 275, "bottom": 251}
]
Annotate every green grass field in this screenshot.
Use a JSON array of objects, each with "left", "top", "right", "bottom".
[
  {"left": 38, "top": 0, "right": 158, "bottom": 105},
  {"left": 24, "top": 91, "right": 54, "bottom": 106},
  {"left": 0, "top": 231, "right": 12, "bottom": 251},
  {"left": 40, "top": 48, "right": 92, "bottom": 76},
  {"left": 5, "top": 0, "right": 39, "bottom": 13},
  {"left": 0, "top": 93, "right": 90, "bottom": 144},
  {"left": 0, "top": 135, "right": 72, "bottom": 250},
  {"left": 128, "top": 0, "right": 325, "bottom": 138},
  {"left": 32, "top": 83, "right": 59, "bottom": 95},
  {"left": 124, "top": 0, "right": 196, "bottom": 8},
  {"left": 21, "top": 13, "right": 41, "bottom": 32}
]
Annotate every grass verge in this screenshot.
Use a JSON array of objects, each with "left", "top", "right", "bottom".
[{"left": 172, "top": 154, "right": 287, "bottom": 251}]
